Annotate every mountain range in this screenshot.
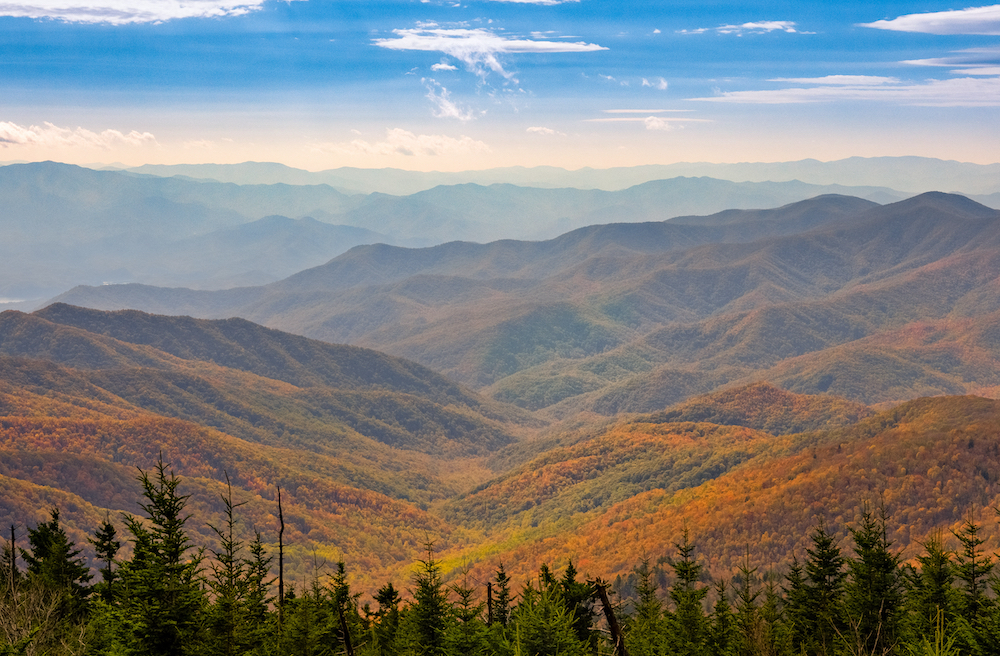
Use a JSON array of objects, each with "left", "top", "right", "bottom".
[
  {"left": 3, "top": 309, "right": 1000, "bottom": 593},
  {"left": 53, "top": 192, "right": 1000, "bottom": 417},
  {"left": 10, "top": 159, "right": 994, "bottom": 303}
]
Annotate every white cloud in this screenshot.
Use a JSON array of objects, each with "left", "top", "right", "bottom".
[
  {"left": 768, "top": 75, "right": 900, "bottom": 86},
  {"left": 431, "top": 60, "right": 459, "bottom": 71},
  {"left": 423, "top": 78, "right": 476, "bottom": 120},
  {"left": 0, "top": 121, "right": 157, "bottom": 148},
  {"left": 373, "top": 27, "right": 607, "bottom": 80},
  {"left": 486, "top": 0, "right": 579, "bottom": 3},
  {"left": 861, "top": 5, "right": 1000, "bottom": 35},
  {"left": 691, "top": 75, "right": 1000, "bottom": 107},
  {"left": 603, "top": 109, "right": 691, "bottom": 113},
  {"left": 585, "top": 116, "right": 710, "bottom": 124},
  {"left": 643, "top": 116, "right": 676, "bottom": 131},
  {"left": 678, "top": 20, "right": 803, "bottom": 36},
  {"left": 642, "top": 77, "right": 669, "bottom": 90},
  {"left": 0, "top": 0, "right": 286, "bottom": 24},
  {"left": 653, "top": 29, "right": 661, "bottom": 34},
  {"left": 526, "top": 126, "right": 566, "bottom": 136},
  {"left": 904, "top": 46, "right": 1000, "bottom": 75},
  {"left": 313, "top": 128, "right": 491, "bottom": 157}
]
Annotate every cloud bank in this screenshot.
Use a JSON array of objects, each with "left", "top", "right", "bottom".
[
  {"left": 316, "top": 128, "right": 490, "bottom": 157},
  {"left": 0, "top": 0, "right": 277, "bottom": 24},
  {"left": 374, "top": 27, "right": 607, "bottom": 79},
  {"left": 692, "top": 75, "right": 1000, "bottom": 107},
  {"left": 0, "top": 121, "right": 157, "bottom": 148},
  {"left": 861, "top": 5, "right": 1000, "bottom": 35},
  {"left": 678, "top": 21, "right": 802, "bottom": 36}
]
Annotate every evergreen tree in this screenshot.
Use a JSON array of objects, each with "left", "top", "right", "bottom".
[
  {"left": 708, "top": 580, "right": 738, "bottom": 656},
  {"left": 492, "top": 563, "right": 512, "bottom": 629},
  {"left": 448, "top": 568, "right": 490, "bottom": 656},
  {"left": 89, "top": 514, "right": 121, "bottom": 604},
  {"left": 953, "top": 514, "right": 993, "bottom": 623},
  {"left": 782, "top": 557, "right": 810, "bottom": 654},
  {"left": 666, "top": 528, "right": 709, "bottom": 656},
  {"left": 404, "top": 542, "right": 451, "bottom": 656},
  {"left": 844, "top": 504, "right": 903, "bottom": 655},
  {"left": 20, "top": 507, "right": 91, "bottom": 618},
  {"left": 803, "top": 522, "right": 846, "bottom": 656},
  {"left": 903, "top": 530, "right": 960, "bottom": 647},
  {"left": 733, "top": 552, "right": 761, "bottom": 656},
  {"left": 512, "top": 576, "right": 589, "bottom": 656},
  {"left": 116, "top": 456, "right": 206, "bottom": 656},
  {"left": 372, "top": 582, "right": 401, "bottom": 655},
  {"left": 627, "top": 558, "right": 666, "bottom": 656},
  {"left": 560, "top": 560, "right": 596, "bottom": 649}
]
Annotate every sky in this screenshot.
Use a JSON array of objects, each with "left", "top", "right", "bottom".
[{"left": 0, "top": 0, "right": 999, "bottom": 170}]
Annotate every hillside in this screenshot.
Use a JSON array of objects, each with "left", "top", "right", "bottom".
[
  {"left": 53, "top": 193, "right": 1000, "bottom": 413},
  {"left": 444, "top": 394, "right": 1000, "bottom": 587},
  {"left": 0, "top": 306, "right": 538, "bottom": 588}
]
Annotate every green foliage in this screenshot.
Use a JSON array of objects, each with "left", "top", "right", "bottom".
[{"left": 115, "top": 456, "right": 206, "bottom": 656}]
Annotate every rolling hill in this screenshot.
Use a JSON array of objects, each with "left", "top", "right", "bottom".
[{"left": 53, "top": 192, "right": 1000, "bottom": 415}]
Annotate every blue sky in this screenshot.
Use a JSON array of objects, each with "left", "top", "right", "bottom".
[{"left": 1, "top": 1, "right": 998, "bottom": 170}]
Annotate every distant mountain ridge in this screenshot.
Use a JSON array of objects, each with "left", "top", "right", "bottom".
[
  {"left": 51, "top": 192, "right": 1000, "bottom": 413},
  {"left": 123, "top": 156, "right": 1000, "bottom": 196},
  {"left": 2, "top": 161, "right": 926, "bottom": 302}
]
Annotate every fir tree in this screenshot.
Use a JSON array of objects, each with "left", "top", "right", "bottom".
[
  {"left": 116, "top": 456, "right": 206, "bottom": 656},
  {"left": 89, "top": 514, "right": 121, "bottom": 604},
  {"left": 844, "top": 504, "right": 903, "bottom": 655},
  {"left": 405, "top": 541, "right": 451, "bottom": 656},
  {"left": 373, "top": 582, "right": 402, "bottom": 655},
  {"left": 20, "top": 507, "right": 91, "bottom": 618},
  {"left": 667, "top": 528, "right": 709, "bottom": 656},
  {"left": 492, "top": 563, "right": 512, "bottom": 629},
  {"left": 803, "top": 522, "right": 846, "bottom": 656}
]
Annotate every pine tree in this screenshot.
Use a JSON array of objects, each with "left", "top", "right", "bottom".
[
  {"left": 560, "top": 559, "right": 596, "bottom": 649},
  {"left": 902, "top": 530, "right": 960, "bottom": 650},
  {"left": 667, "top": 528, "right": 709, "bottom": 656},
  {"left": 844, "top": 504, "right": 903, "bottom": 654},
  {"left": 89, "top": 514, "right": 121, "bottom": 603},
  {"left": 372, "top": 582, "right": 401, "bottom": 655},
  {"left": 116, "top": 456, "right": 206, "bottom": 656},
  {"left": 803, "top": 522, "right": 846, "bottom": 656},
  {"left": 405, "top": 541, "right": 451, "bottom": 656},
  {"left": 448, "top": 568, "right": 489, "bottom": 656},
  {"left": 20, "top": 507, "right": 91, "bottom": 618},
  {"left": 953, "top": 514, "right": 993, "bottom": 623},
  {"left": 627, "top": 557, "right": 666, "bottom": 656},
  {"left": 709, "top": 580, "right": 738, "bottom": 656},
  {"left": 492, "top": 563, "right": 512, "bottom": 629},
  {"left": 512, "top": 576, "right": 589, "bottom": 656}
]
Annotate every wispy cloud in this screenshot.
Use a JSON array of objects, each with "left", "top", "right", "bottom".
[
  {"left": 691, "top": 75, "right": 1000, "bottom": 107},
  {"left": 487, "top": 0, "right": 579, "bottom": 4},
  {"left": 373, "top": 27, "right": 607, "bottom": 80},
  {"left": 0, "top": 0, "right": 284, "bottom": 25},
  {"left": 431, "top": 60, "right": 459, "bottom": 71},
  {"left": 423, "top": 78, "right": 477, "bottom": 120},
  {"left": 526, "top": 126, "right": 566, "bottom": 135},
  {"left": 768, "top": 75, "right": 900, "bottom": 86},
  {"left": 586, "top": 116, "right": 710, "bottom": 126},
  {"left": 642, "top": 77, "right": 669, "bottom": 90},
  {"left": 0, "top": 121, "right": 157, "bottom": 148},
  {"left": 861, "top": 5, "right": 1000, "bottom": 35},
  {"left": 904, "top": 46, "right": 1000, "bottom": 75},
  {"left": 313, "top": 128, "right": 491, "bottom": 157},
  {"left": 678, "top": 21, "right": 804, "bottom": 36}
]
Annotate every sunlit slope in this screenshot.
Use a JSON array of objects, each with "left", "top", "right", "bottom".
[
  {"left": 0, "top": 306, "right": 539, "bottom": 587},
  {"left": 446, "top": 394, "right": 1000, "bottom": 587},
  {"left": 53, "top": 193, "right": 1000, "bottom": 413}
]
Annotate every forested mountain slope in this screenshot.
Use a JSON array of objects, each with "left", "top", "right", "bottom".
[{"left": 55, "top": 193, "right": 1000, "bottom": 414}]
